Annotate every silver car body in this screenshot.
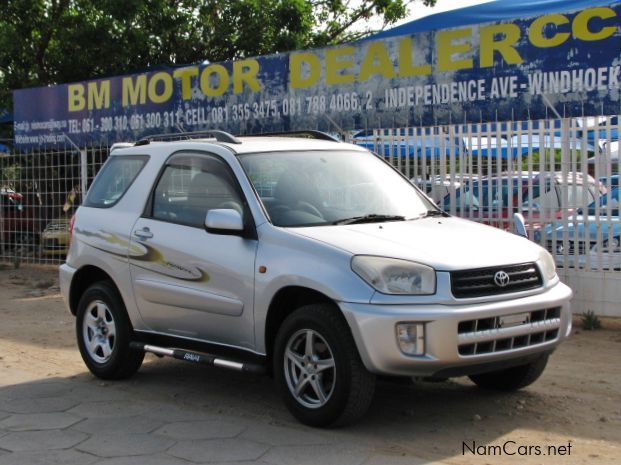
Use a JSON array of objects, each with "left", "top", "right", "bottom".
[{"left": 60, "top": 137, "right": 572, "bottom": 377}]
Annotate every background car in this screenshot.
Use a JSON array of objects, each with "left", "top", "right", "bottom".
[
  {"left": 1, "top": 186, "right": 23, "bottom": 207},
  {"left": 40, "top": 217, "right": 70, "bottom": 256},
  {"left": 539, "top": 187, "right": 619, "bottom": 270},
  {"left": 598, "top": 174, "right": 619, "bottom": 189},
  {"left": 0, "top": 189, "right": 42, "bottom": 253},
  {"left": 443, "top": 172, "right": 604, "bottom": 234},
  {"left": 411, "top": 175, "right": 476, "bottom": 204}
]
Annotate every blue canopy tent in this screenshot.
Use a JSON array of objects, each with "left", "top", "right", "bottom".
[
  {"left": 354, "top": 135, "right": 466, "bottom": 159},
  {"left": 360, "top": 0, "right": 616, "bottom": 42}
]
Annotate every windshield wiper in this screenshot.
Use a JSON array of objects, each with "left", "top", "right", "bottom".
[
  {"left": 422, "top": 209, "right": 448, "bottom": 218},
  {"left": 333, "top": 214, "right": 406, "bottom": 225}
]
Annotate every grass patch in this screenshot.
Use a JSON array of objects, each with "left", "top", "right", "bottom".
[{"left": 581, "top": 310, "right": 602, "bottom": 330}]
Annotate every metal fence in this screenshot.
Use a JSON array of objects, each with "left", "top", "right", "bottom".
[
  {"left": 0, "top": 118, "right": 619, "bottom": 314},
  {"left": 0, "top": 141, "right": 109, "bottom": 265}
]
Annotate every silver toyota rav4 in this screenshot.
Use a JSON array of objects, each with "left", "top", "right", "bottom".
[{"left": 60, "top": 130, "right": 572, "bottom": 427}]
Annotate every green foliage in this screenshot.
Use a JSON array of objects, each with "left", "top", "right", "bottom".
[
  {"left": 0, "top": 0, "right": 436, "bottom": 111},
  {"left": 520, "top": 149, "right": 589, "bottom": 172},
  {"left": 1, "top": 164, "right": 21, "bottom": 186},
  {"left": 581, "top": 310, "right": 602, "bottom": 330}
]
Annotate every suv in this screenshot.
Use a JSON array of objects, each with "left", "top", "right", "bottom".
[{"left": 60, "top": 131, "right": 572, "bottom": 427}]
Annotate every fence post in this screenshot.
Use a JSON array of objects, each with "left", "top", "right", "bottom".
[
  {"left": 0, "top": 187, "right": 4, "bottom": 256},
  {"left": 80, "top": 149, "right": 88, "bottom": 198},
  {"left": 560, "top": 118, "right": 570, "bottom": 266}
]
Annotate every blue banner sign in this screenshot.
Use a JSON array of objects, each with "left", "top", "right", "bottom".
[{"left": 13, "top": 4, "right": 621, "bottom": 148}]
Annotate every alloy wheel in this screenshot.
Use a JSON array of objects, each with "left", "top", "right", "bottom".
[
  {"left": 283, "top": 329, "right": 336, "bottom": 409},
  {"left": 82, "top": 300, "right": 116, "bottom": 363}
]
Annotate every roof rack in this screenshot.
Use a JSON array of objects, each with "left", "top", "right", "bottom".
[
  {"left": 135, "top": 130, "right": 242, "bottom": 146},
  {"left": 249, "top": 130, "right": 340, "bottom": 142},
  {"left": 110, "top": 142, "right": 134, "bottom": 152}
]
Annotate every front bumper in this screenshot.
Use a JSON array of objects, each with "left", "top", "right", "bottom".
[
  {"left": 59, "top": 263, "right": 77, "bottom": 314},
  {"left": 339, "top": 282, "right": 572, "bottom": 377},
  {"left": 40, "top": 234, "right": 69, "bottom": 256}
]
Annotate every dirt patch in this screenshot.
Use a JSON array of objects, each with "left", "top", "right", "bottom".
[{"left": 0, "top": 265, "right": 619, "bottom": 464}]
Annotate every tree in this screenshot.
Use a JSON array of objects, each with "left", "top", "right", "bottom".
[{"left": 0, "top": 0, "right": 436, "bottom": 112}]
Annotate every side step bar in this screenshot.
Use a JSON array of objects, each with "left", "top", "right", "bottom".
[{"left": 130, "top": 342, "right": 266, "bottom": 375}]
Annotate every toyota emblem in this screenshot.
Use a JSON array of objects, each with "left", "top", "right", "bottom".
[{"left": 494, "top": 270, "right": 510, "bottom": 287}]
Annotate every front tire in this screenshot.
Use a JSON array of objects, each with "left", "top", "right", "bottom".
[
  {"left": 273, "top": 304, "right": 375, "bottom": 427},
  {"left": 468, "top": 354, "right": 549, "bottom": 391},
  {"left": 76, "top": 281, "right": 144, "bottom": 379}
]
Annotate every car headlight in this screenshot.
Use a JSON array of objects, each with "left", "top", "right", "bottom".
[
  {"left": 351, "top": 256, "right": 436, "bottom": 295},
  {"left": 591, "top": 238, "right": 620, "bottom": 254},
  {"left": 539, "top": 249, "right": 557, "bottom": 280}
]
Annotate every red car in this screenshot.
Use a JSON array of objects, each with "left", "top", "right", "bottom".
[{"left": 0, "top": 188, "right": 42, "bottom": 253}]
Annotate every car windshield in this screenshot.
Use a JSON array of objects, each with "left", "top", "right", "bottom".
[{"left": 238, "top": 150, "right": 433, "bottom": 227}]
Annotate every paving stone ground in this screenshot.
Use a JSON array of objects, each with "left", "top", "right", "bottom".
[
  {"left": 0, "top": 363, "right": 452, "bottom": 465},
  {"left": 1, "top": 267, "right": 619, "bottom": 464},
  {"left": 0, "top": 429, "right": 89, "bottom": 452}
]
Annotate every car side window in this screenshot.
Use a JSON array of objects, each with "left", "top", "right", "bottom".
[
  {"left": 530, "top": 179, "right": 559, "bottom": 209},
  {"left": 566, "top": 185, "right": 593, "bottom": 210},
  {"left": 151, "top": 153, "right": 242, "bottom": 227},
  {"left": 84, "top": 156, "right": 148, "bottom": 208}
]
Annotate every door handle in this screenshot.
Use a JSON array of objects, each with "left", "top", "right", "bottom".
[{"left": 133, "top": 228, "right": 153, "bottom": 239}]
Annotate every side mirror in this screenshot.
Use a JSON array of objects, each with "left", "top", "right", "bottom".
[
  {"left": 205, "top": 209, "right": 244, "bottom": 234},
  {"left": 513, "top": 212, "right": 528, "bottom": 238}
]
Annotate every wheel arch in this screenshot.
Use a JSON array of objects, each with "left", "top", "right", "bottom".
[
  {"left": 264, "top": 286, "right": 342, "bottom": 368},
  {"left": 69, "top": 265, "right": 119, "bottom": 315}
]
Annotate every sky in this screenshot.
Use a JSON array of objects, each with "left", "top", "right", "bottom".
[
  {"left": 365, "top": 0, "right": 495, "bottom": 31},
  {"left": 400, "top": 0, "right": 494, "bottom": 23}
]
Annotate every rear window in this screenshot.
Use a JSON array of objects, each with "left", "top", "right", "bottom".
[{"left": 84, "top": 155, "right": 148, "bottom": 208}]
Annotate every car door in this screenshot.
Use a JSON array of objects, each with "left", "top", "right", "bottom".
[{"left": 128, "top": 151, "right": 258, "bottom": 350}]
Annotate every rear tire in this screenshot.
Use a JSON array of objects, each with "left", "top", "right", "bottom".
[
  {"left": 468, "top": 354, "right": 549, "bottom": 391},
  {"left": 273, "top": 303, "right": 375, "bottom": 427},
  {"left": 76, "top": 281, "right": 144, "bottom": 379}
]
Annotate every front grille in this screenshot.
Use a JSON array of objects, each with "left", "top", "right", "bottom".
[
  {"left": 458, "top": 307, "right": 561, "bottom": 356},
  {"left": 451, "top": 263, "right": 542, "bottom": 298}
]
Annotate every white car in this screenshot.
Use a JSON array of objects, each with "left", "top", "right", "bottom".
[
  {"left": 540, "top": 187, "right": 620, "bottom": 270},
  {"left": 60, "top": 130, "right": 572, "bottom": 426}
]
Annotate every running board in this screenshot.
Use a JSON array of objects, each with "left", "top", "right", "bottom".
[{"left": 130, "top": 342, "right": 266, "bottom": 375}]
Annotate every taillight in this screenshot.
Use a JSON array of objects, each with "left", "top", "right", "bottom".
[{"left": 68, "top": 215, "right": 76, "bottom": 246}]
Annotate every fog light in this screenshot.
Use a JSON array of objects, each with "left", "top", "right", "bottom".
[{"left": 396, "top": 323, "right": 425, "bottom": 355}]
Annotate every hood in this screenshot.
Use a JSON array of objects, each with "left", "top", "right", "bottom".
[
  {"left": 292, "top": 216, "right": 542, "bottom": 271},
  {"left": 45, "top": 218, "right": 70, "bottom": 231}
]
